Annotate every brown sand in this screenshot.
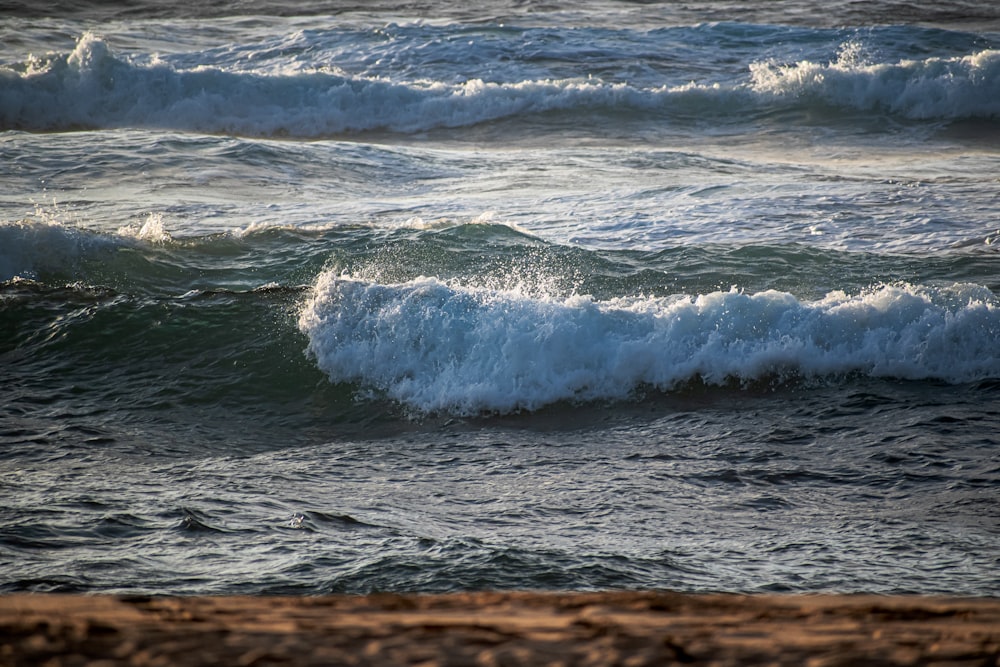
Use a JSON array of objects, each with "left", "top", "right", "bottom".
[{"left": 1, "top": 591, "right": 998, "bottom": 666}]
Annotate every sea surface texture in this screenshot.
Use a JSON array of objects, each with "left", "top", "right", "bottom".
[{"left": 2, "top": 0, "right": 999, "bottom": 596}]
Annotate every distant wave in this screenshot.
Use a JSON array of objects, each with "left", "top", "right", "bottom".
[
  {"left": 300, "top": 273, "right": 1000, "bottom": 414},
  {"left": 2, "top": 33, "right": 998, "bottom": 138},
  {"left": 750, "top": 45, "right": 1000, "bottom": 120}
]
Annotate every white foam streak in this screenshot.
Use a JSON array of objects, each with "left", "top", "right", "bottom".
[{"left": 299, "top": 274, "right": 1000, "bottom": 415}]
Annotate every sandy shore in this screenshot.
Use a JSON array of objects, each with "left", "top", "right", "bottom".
[{"left": 1, "top": 591, "right": 998, "bottom": 666}]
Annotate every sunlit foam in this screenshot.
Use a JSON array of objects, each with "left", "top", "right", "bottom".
[{"left": 299, "top": 273, "right": 1000, "bottom": 415}]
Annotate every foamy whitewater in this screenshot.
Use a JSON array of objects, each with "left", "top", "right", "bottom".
[{"left": 2, "top": 0, "right": 999, "bottom": 596}]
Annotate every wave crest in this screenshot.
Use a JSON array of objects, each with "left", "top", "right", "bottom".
[
  {"left": 750, "top": 46, "right": 1000, "bottom": 119},
  {"left": 5, "top": 34, "right": 998, "bottom": 138},
  {"left": 0, "top": 211, "right": 170, "bottom": 282},
  {"left": 299, "top": 274, "right": 1000, "bottom": 415}
]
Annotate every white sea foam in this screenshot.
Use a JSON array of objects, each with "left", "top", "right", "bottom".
[
  {"left": 299, "top": 273, "right": 1000, "bottom": 414},
  {"left": 116, "top": 212, "right": 172, "bottom": 243},
  {"left": 385, "top": 211, "right": 536, "bottom": 235},
  {"left": 0, "top": 33, "right": 655, "bottom": 135},
  {"left": 4, "top": 33, "right": 997, "bottom": 139},
  {"left": 749, "top": 46, "right": 1000, "bottom": 119}
]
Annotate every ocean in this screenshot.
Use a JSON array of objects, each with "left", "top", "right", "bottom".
[{"left": 1, "top": 0, "right": 999, "bottom": 596}]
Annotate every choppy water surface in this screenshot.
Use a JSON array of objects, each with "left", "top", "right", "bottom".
[{"left": 1, "top": 0, "right": 998, "bottom": 595}]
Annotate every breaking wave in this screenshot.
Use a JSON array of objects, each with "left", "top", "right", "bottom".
[
  {"left": 2, "top": 33, "right": 998, "bottom": 138},
  {"left": 300, "top": 273, "right": 1000, "bottom": 414},
  {"left": 750, "top": 44, "right": 1000, "bottom": 120}
]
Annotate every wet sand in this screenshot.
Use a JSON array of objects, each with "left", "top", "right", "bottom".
[{"left": 1, "top": 591, "right": 998, "bottom": 666}]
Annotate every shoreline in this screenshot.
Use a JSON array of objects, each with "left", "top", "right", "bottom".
[{"left": 2, "top": 591, "right": 998, "bottom": 666}]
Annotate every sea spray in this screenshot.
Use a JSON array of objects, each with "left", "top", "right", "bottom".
[{"left": 300, "top": 273, "right": 1000, "bottom": 414}]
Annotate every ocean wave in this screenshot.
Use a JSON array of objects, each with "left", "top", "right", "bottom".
[
  {"left": 3, "top": 33, "right": 998, "bottom": 138},
  {"left": 0, "top": 217, "right": 115, "bottom": 283},
  {"left": 299, "top": 273, "right": 1000, "bottom": 414},
  {"left": 750, "top": 45, "right": 1000, "bottom": 120},
  {"left": 0, "top": 33, "right": 666, "bottom": 136},
  {"left": 0, "top": 212, "right": 171, "bottom": 282}
]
